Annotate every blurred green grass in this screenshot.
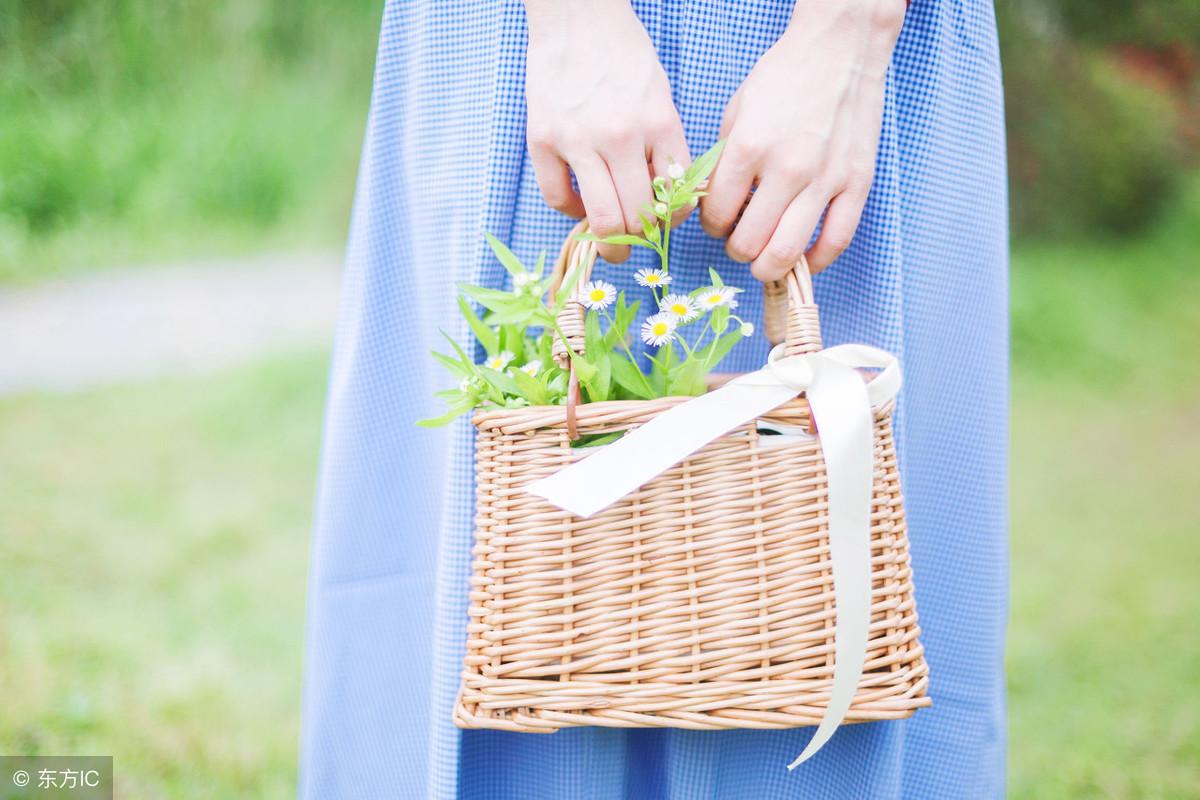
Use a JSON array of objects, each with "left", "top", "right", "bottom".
[
  {"left": 0, "top": 354, "right": 326, "bottom": 798},
  {"left": 0, "top": 1, "right": 381, "bottom": 283},
  {"left": 1, "top": 193, "right": 1198, "bottom": 795}
]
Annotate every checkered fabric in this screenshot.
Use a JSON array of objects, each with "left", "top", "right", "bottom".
[{"left": 299, "top": 1, "right": 1008, "bottom": 798}]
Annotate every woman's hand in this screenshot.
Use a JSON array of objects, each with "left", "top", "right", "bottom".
[
  {"left": 700, "top": 0, "right": 905, "bottom": 279},
  {"left": 524, "top": 0, "right": 690, "bottom": 263}
]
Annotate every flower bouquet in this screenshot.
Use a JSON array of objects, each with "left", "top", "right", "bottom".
[{"left": 420, "top": 141, "right": 754, "bottom": 431}]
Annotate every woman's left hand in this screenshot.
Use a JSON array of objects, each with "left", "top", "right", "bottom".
[{"left": 700, "top": 0, "right": 906, "bottom": 279}]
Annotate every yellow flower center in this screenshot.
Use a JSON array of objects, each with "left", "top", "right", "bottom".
[
  {"left": 653, "top": 322, "right": 669, "bottom": 336},
  {"left": 706, "top": 294, "right": 722, "bottom": 305},
  {"left": 646, "top": 275, "right": 660, "bottom": 284},
  {"left": 589, "top": 289, "right": 606, "bottom": 301},
  {"left": 670, "top": 303, "right": 687, "bottom": 316}
]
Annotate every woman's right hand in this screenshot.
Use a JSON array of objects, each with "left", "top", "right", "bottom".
[{"left": 524, "top": 0, "right": 690, "bottom": 263}]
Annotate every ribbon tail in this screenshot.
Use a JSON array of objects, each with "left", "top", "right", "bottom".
[{"left": 786, "top": 356, "right": 876, "bottom": 769}]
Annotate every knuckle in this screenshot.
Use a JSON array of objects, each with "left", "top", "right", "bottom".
[
  {"left": 589, "top": 210, "right": 624, "bottom": 234},
  {"left": 823, "top": 227, "right": 856, "bottom": 255},
  {"left": 751, "top": 259, "right": 785, "bottom": 282},
  {"left": 816, "top": 168, "right": 849, "bottom": 196},
  {"left": 648, "top": 115, "right": 677, "bottom": 139},
  {"left": 596, "top": 123, "right": 636, "bottom": 150},
  {"left": 546, "top": 191, "right": 574, "bottom": 212},
  {"left": 870, "top": 0, "right": 907, "bottom": 31},
  {"left": 527, "top": 125, "right": 556, "bottom": 151},
  {"left": 765, "top": 238, "right": 802, "bottom": 266},
  {"left": 846, "top": 161, "right": 876, "bottom": 192},
  {"left": 728, "top": 136, "right": 766, "bottom": 165},
  {"left": 726, "top": 235, "right": 758, "bottom": 263},
  {"left": 777, "top": 155, "right": 815, "bottom": 186}
]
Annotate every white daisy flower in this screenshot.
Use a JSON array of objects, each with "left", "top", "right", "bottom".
[
  {"left": 654, "top": 202, "right": 669, "bottom": 216},
  {"left": 512, "top": 272, "right": 533, "bottom": 288},
  {"left": 579, "top": 280, "right": 616, "bottom": 310},
  {"left": 740, "top": 322, "right": 755, "bottom": 337},
  {"left": 634, "top": 268, "right": 671, "bottom": 288},
  {"left": 519, "top": 361, "right": 540, "bottom": 377},
  {"left": 667, "top": 162, "right": 685, "bottom": 180},
  {"left": 697, "top": 286, "right": 741, "bottom": 311},
  {"left": 483, "top": 351, "right": 515, "bottom": 371},
  {"left": 640, "top": 312, "right": 677, "bottom": 347},
  {"left": 659, "top": 293, "right": 698, "bottom": 322}
]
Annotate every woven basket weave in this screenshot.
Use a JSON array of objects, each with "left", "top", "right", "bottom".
[{"left": 453, "top": 223, "right": 930, "bottom": 733}]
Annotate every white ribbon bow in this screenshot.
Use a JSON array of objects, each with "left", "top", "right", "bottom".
[{"left": 527, "top": 343, "right": 902, "bottom": 769}]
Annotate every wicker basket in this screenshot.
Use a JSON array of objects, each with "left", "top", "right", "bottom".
[{"left": 453, "top": 223, "right": 930, "bottom": 734}]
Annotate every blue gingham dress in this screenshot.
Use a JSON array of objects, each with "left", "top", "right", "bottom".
[{"left": 300, "top": 1, "right": 1008, "bottom": 797}]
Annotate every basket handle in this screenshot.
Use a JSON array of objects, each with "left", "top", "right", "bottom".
[
  {"left": 762, "top": 255, "right": 823, "bottom": 357},
  {"left": 544, "top": 221, "right": 823, "bottom": 436},
  {"left": 546, "top": 220, "right": 599, "bottom": 370}
]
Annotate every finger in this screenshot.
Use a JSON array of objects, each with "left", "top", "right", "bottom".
[
  {"left": 718, "top": 86, "right": 742, "bottom": 139},
  {"left": 806, "top": 189, "right": 868, "bottom": 273},
  {"left": 649, "top": 120, "right": 693, "bottom": 228},
  {"left": 724, "top": 176, "right": 796, "bottom": 263},
  {"left": 572, "top": 155, "right": 630, "bottom": 263},
  {"left": 751, "top": 189, "right": 829, "bottom": 282},
  {"left": 699, "top": 136, "right": 756, "bottom": 238},
  {"left": 529, "top": 146, "right": 585, "bottom": 218},
  {"left": 606, "top": 147, "right": 654, "bottom": 236}
]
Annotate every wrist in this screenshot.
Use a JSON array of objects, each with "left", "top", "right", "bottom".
[
  {"left": 787, "top": 0, "right": 906, "bottom": 36},
  {"left": 525, "top": 0, "right": 635, "bottom": 44}
]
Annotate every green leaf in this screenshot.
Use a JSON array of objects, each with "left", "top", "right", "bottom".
[
  {"left": 510, "top": 366, "right": 548, "bottom": 405},
  {"left": 707, "top": 329, "right": 743, "bottom": 366},
  {"left": 545, "top": 370, "right": 568, "bottom": 399},
  {"left": 417, "top": 397, "right": 477, "bottom": 427},
  {"left": 553, "top": 263, "right": 585, "bottom": 310},
  {"left": 584, "top": 310, "right": 604, "bottom": 357},
  {"left": 584, "top": 354, "right": 611, "bottom": 403},
  {"left": 708, "top": 267, "right": 725, "bottom": 288},
  {"left": 499, "top": 324, "right": 524, "bottom": 355},
  {"left": 575, "top": 232, "right": 651, "bottom": 248},
  {"left": 458, "top": 283, "right": 518, "bottom": 315},
  {"left": 640, "top": 214, "right": 660, "bottom": 246},
  {"left": 603, "top": 295, "right": 640, "bottom": 351},
  {"left": 439, "top": 330, "right": 475, "bottom": 367},
  {"left": 483, "top": 309, "right": 534, "bottom": 326},
  {"left": 610, "top": 355, "right": 653, "bottom": 399},
  {"left": 711, "top": 305, "right": 729, "bottom": 335},
  {"left": 431, "top": 350, "right": 471, "bottom": 378},
  {"left": 457, "top": 296, "right": 499, "bottom": 356},
  {"left": 534, "top": 250, "right": 546, "bottom": 278},
  {"left": 682, "top": 139, "right": 726, "bottom": 190},
  {"left": 668, "top": 358, "right": 708, "bottom": 397},
  {"left": 570, "top": 430, "right": 627, "bottom": 449},
  {"left": 485, "top": 232, "right": 528, "bottom": 277},
  {"left": 478, "top": 366, "right": 521, "bottom": 398}
]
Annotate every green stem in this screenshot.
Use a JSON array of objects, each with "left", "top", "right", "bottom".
[
  {"left": 689, "top": 321, "right": 709, "bottom": 356},
  {"left": 602, "top": 308, "right": 655, "bottom": 397},
  {"left": 661, "top": 220, "right": 671, "bottom": 276},
  {"left": 675, "top": 331, "right": 694, "bottom": 360}
]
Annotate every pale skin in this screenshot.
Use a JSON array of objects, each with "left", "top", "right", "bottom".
[{"left": 523, "top": 0, "right": 906, "bottom": 278}]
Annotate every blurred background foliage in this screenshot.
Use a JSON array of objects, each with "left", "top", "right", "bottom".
[
  {"left": 0, "top": 0, "right": 380, "bottom": 281},
  {"left": 1, "top": 0, "right": 1197, "bottom": 280},
  {"left": 1001, "top": 0, "right": 1199, "bottom": 236},
  {"left": 1, "top": 1, "right": 1197, "bottom": 798}
]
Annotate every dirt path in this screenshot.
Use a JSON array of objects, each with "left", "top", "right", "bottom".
[{"left": 0, "top": 252, "right": 341, "bottom": 396}]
